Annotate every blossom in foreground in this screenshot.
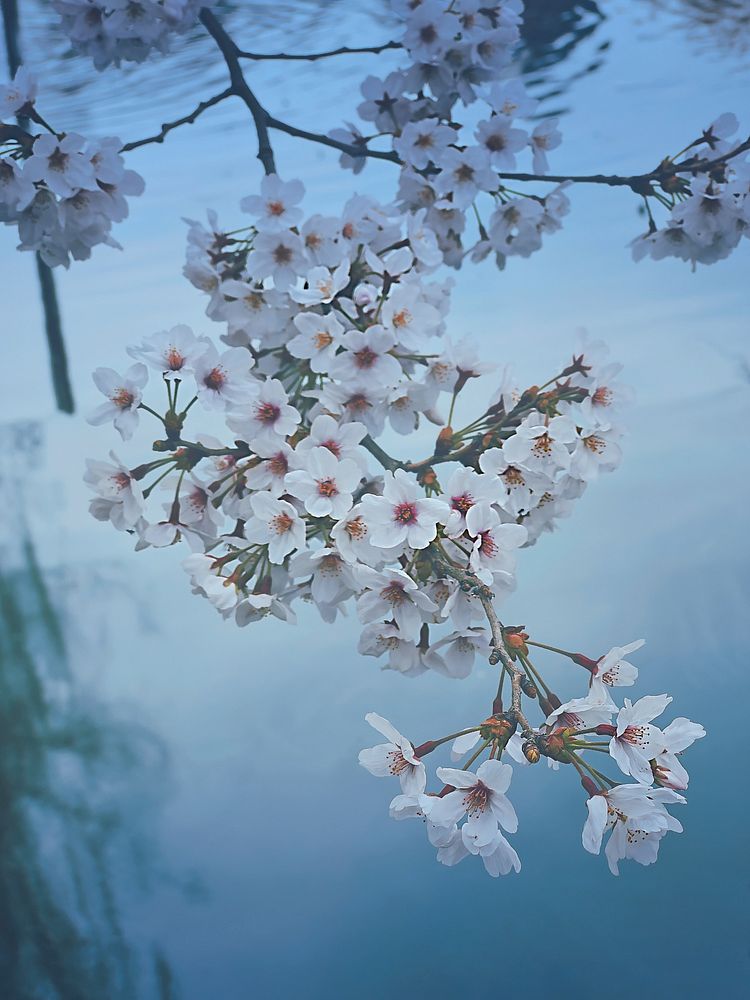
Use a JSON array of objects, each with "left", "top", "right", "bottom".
[
  {"left": 358, "top": 713, "right": 426, "bottom": 796},
  {"left": 87, "top": 364, "right": 147, "bottom": 440},
  {"left": 609, "top": 694, "right": 672, "bottom": 784}
]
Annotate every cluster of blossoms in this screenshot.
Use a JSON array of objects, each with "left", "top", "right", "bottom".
[
  {"left": 0, "top": 68, "right": 144, "bottom": 267},
  {"left": 360, "top": 636, "right": 704, "bottom": 877},
  {"left": 86, "top": 176, "right": 626, "bottom": 667},
  {"left": 333, "top": 0, "right": 570, "bottom": 268},
  {"left": 52, "top": 0, "right": 213, "bottom": 69},
  {"left": 42, "top": 0, "right": 709, "bottom": 880},
  {"left": 630, "top": 113, "right": 750, "bottom": 267}
]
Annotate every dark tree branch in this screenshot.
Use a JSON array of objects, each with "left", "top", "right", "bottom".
[
  {"left": 264, "top": 114, "right": 399, "bottom": 163},
  {"left": 120, "top": 88, "right": 233, "bottom": 152},
  {"left": 237, "top": 40, "right": 402, "bottom": 62},
  {"left": 199, "top": 8, "right": 276, "bottom": 175},
  {"left": 2, "top": 0, "right": 74, "bottom": 414},
  {"left": 35, "top": 254, "right": 74, "bottom": 414}
]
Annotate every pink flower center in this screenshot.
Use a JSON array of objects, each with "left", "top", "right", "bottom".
[
  {"left": 203, "top": 367, "right": 226, "bottom": 391},
  {"left": 111, "top": 387, "right": 135, "bottom": 409},
  {"left": 255, "top": 401, "right": 281, "bottom": 425},
  {"left": 354, "top": 347, "right": 378, "bottom": 369},
  {"left": 464, "top": 782, "right": 490, "bottom": 816},
  {"left": 268, "top": 453, "right": 289, "bottom": 477},
  {"left": 317, "top": 477, "right": 339, "bottom": 498},
  {"left": 502, "top": 467, "right": 525, "bottom": 487},
  {"left": 381, "top": 582, "right": 407, "bottom": 605},
  {"left": 321, "top": 438, "right": 341, "bottom": 458},
  {"left": 313, "top": 331, "right": 333, "bottom": 350},
  {"left": 267, "top": 200, "right": 285, "bottom": 217},
  {"left": 451, "top": 492, "right": 474, "bottom": 515},
  {"left": 270, "top": 512, "right": 294, "bottom": 535},
  {"left": 165, "top": 347, "right": 184, "bottom": 370},
  {"left": 387, "top": 749, "right": 411, "bottom": 776},
  {"left": 272, "top": 243, "right": 293, "bottom": 265},
  {"left": 592, "top": 386, "right": 613, "bottom": 407},
  {"left": 393, "top": 501, "right": 418, "bottom": 525},
  {"left": 532, "top": 433, "right": 552, "bottom": 457},
  {"left": 479, "top": 530, "right": 497, "bottom": 557},
  {"left": 344, "top": 516, "right": 367, "bottom": 540}
]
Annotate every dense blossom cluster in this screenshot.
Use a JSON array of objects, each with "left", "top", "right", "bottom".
[
  {"left": 332, "top": 0, "right": 570, "bottom": 268},
  {"left": 360, "top": 637, "right": 705, "bottom": 877},
  {"left": 0, "top": 0, "right": 709, "bottom": 879},
  {"left": 52, "top": 0, "right": 213, "bottom": 69},
  {"left": 86, "top": 177, "right": 625, "bottom": 652},
  {"left": 630, "top": 113, "right": 750, "bottom": 266},
  {"left": 0, "top": 68, "right": 144, "bottom": 267}
]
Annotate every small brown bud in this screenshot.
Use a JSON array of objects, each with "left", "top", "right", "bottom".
[
  {"left": 520, "top": 675, "right": 538, "bottom": 698},
  {"left": 418, "top": 466, "right": 438, "bottom": 488},
  {"left": 522, "top": 741, "right": 541, "bottom": 764},
  {"left": 581, "top": 776, "right": 599, "bottom": 797},
  {"left": 434, "top": 426, "right": 454, "bottom": 455}
]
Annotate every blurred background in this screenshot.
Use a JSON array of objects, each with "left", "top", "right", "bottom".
[{"left": 1, "top": 1, "right": 749, "bottom": 997}]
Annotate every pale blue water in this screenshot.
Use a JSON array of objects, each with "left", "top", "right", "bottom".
[{"left": 1, "top": 3, "right": 749, "bottom": 997}]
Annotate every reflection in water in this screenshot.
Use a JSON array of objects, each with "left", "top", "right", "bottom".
[
  {"left": 0, "top": 423, "right": 175, "bottom": 999},
  {"left": 645, "top": 0, "right": 750, "bottom": 53},
  {"left": 519, "top": 1, "right": 608, "bottom": 114}
]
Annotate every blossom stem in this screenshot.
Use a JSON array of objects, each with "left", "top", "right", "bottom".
[{"left": 462, "top": 738, "right": 492, "bottom": 771}]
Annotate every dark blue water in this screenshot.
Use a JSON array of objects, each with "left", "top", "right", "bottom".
[{"left": 1, "top": 2, "right": 749, "bottom": 997}]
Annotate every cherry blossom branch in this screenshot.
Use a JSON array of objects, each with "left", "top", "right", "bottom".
[
  {"left": 120, "top": 87, "right": 233, "bottom": 153},
  {"left": 236, "top": 41, "right": 402, "bottom": 62},
  {"left": 199, "top": 8, "right": 276, "bottom": 175},
  {"left": 434, "top": 554, "right": 532, "bottom": 735}
]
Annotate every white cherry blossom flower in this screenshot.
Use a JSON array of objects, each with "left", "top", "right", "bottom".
[
  {"left": 127, "top": 324, "right": 206, "bottom": 379},
  {"left": 475, "top": 116, "right": 528, "bottom": 170},
  {"left": 193, "top": 344, "right": 256, "bottom": 410},
  {"left": 23, "top": 132, "right": 98, "bottom": 198},
  {"left": 328, "top": 325, "right": 402, "bottom": 388},
  {"left": 582, "top": 785, "right": 685, "bottom": 875},
  {"left": 465, "top": 503, "right": 527, "bottom": 585},
  {"left": 356, "top": 566, "right": 438, "bottom": 634},
  {"left": 360, "top": 469, "right": 449, "bottom": 549},
  {"left": 290, "top": 260, "right": 350, "bottom": 305},
  {"left": 84, "top": 452, "right": 143, "bottom": 528},
  {"left": 442, "top": 467, "right": 497, "bottom": 538},
  {"left": 358, "top": 622, "right": 425, "bottom": 676},
  {"left": 228, "top": 379, "right": 300, "bottom": 450},
  {"left": 87, "top": 363, "right": 147, "bottom": 440},
  {"left": 242, "top": 493, "right": 306, "bottom": 563},
  {"left": 610, "top": 694, "right": 672, "bottom": 784},
  {"left": 240, "top": 174, "right": 304, "bottom": 231},
  {"left": 246, "top": 229, "right": 307, "bottom": 289},
  {"left": 430, "top": 759, "right": 518, "bottom": 848},
  {"left": 287, "top": 311, "right": 346, "bottom": 373},
  {"left": 359, "top": 713, "right": 426, "bottom": 796},
  {"left": 284, "top": 445, "right": 360, "bottom": 518},
  {"left": 502, "top": 413, "right": 577, "bottom": 471},
  {"left": 651, "top": 717, "right": 706, "bottom": 791},
  {"left": 331, "top": 503, "right": 383, "bottom": 565},
  {"left": 0, "top": 66, "right": 37, "bottom": 118},
  {"left": 530, "top": 119, "right": 562, "bottom": 174},
  {"left": 589, "top": 639, "right": 644, "bottom": 692}
]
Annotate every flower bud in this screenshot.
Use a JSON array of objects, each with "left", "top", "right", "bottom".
[
  {"left": 581, "top": 776, "right": 599, "bottom": 797},
  {"left": 435, "top": 426, "right": 454, "bottom": 455},
  {"left": 520, "top": 675, "right": 538, "bottom": 698},
  {"left": 522, "top": 740, "right": 540, "bottom": 764},
  {"left": 595, "top": 723, "right": 617, "bottom": 737}
]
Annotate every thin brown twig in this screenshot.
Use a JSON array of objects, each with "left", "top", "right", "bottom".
[
  {"left": 237, "top": 40, "right": 402, "bottom": 62},
  {"left": 120, "top": 88, "right": 233, "bottom": 152}
]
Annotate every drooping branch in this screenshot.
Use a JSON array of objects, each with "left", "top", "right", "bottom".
[{"left": 237, "top": 40, "right": 402, "bottom": 62}]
